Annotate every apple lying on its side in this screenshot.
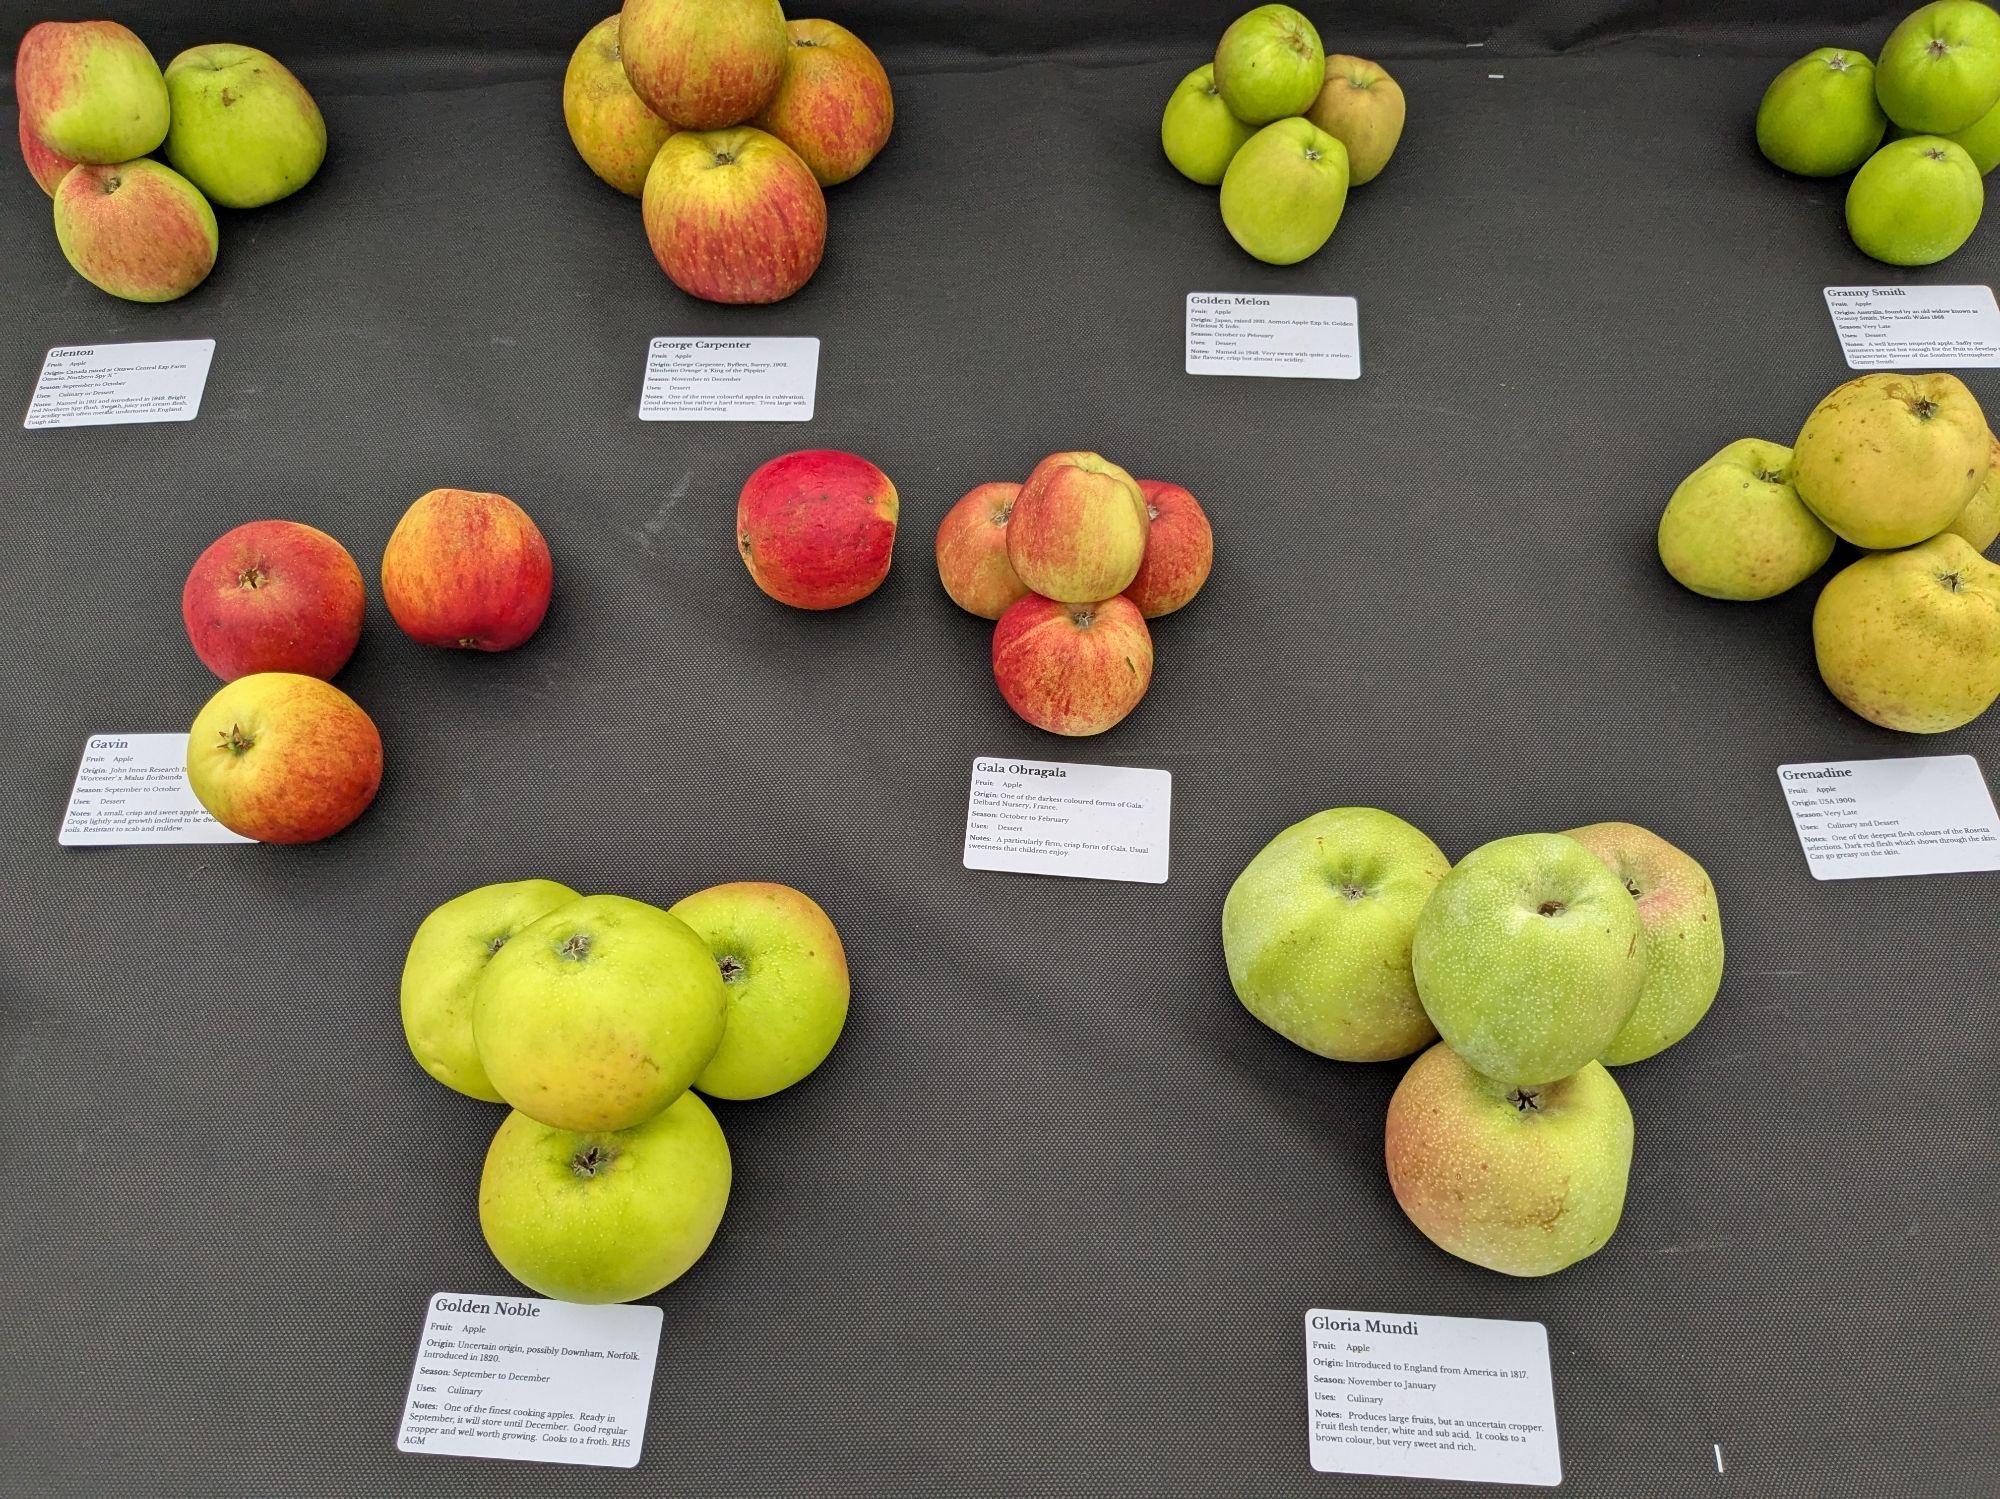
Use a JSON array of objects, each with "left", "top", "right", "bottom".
[
  {"left": 54, "top": 159, "right": 218, "bottom": 303},
  {"left": 619, "top": 0, "right": 788, "bottom": 129},
  {"left": 564, "top": 14, "right": 677, "bottom": 198},
  {"left": 163, "top": 44, "right": 326, "bottom": 209},
  {"left": 1126, "top": 480, "right": 1214, "bottom": 618},
  {"left": 642, "top": 126, "right": 827, "bottom": 304},
  {"left": 992, "top": 592, "right": 1154, "bottom": 736},
  {"left": 186, "top": 672, "right": 383, "bottom": 843},
  {"left": 15, "top": 19, "right": 169, "bottom": 164},
  {"left": 738, "top": 449, "right": 899, "bottom": 609},
  {"left": 1006, "top": 451, "right": 1150, "bottom": 605},
  {"left": 380, "top": 489, "right": 554, "bottom": 651},
  {"left": 935, "top": 482, "right": 1029, "bottom": 619},
  {"left": 754, "top": 19, "right": 894, "bottom": 187},
  {"left": 182, "top": 520, "right": 365, "bottom": 682},
  {"left": 19, "top": 115, "right": 78, "bottom": 196}
]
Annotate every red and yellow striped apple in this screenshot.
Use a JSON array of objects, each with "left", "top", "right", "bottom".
[
  {"left": 1126, "top": 479, "right": 1214, "bottom": 618},
  {"left": 992, "top": 592, "right": 1154, "bottom": 736},
  {"left": 186, "top": 672, "right": 383, "bottom": 843},
  {"left": 935, "top": 481, "right": 1029, "bottom": 619},
  {"left": 642, "top": 125, "right": 826, "bottom": 303},
  {"left": 618, "top": 0, "right": 787, "bottom": 129},
  {"left": 754, "top": 19, "right": 894, "bottom": 186},
  {"left": 53, "top": 159, "right": 217, "bottom": 303},
  {"left": 380, "top": 489, "right": 553, "bottom": 652},
  {"left": 737, "top": 448, "right": 898, "bottom": 609},
  {"left": 18, "top": 115, "right": 76, "bottom": 195},
  {"left": 564, "top": 14, "right": 677, "bottom": 197},
  {"left": 15, "top": 20, "right": 168, "bottom": 163},
  {"left": 182, "top": 520, "right": 365, "bottom": 682},
  {"left": 1006, "top": 451, "right": 1149, "bottom": 605}
]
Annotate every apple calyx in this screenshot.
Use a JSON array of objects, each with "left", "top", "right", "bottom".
[
  {"left": 570, "top": 1143, "right": 616, "bottom": 1177},
  {"left": 992, "top": 502, "right": 1015, "bottom": 526},
  {"left": 1755, "top": 468, "right": 1786, "bottom": 484},
  {"left": 1623, "top": 878, "right": 1643, "bottom": 899},
  {"left": 1508, "top": 1087, "right": 1544, "bottom": 1113},
  {"left": 220, "top": 723, "right": 255, "bottom": 756},
  {"left": 1826, "top": 53, "right": 1853, "bottom": 72},
  {"left": 1339, "top": 881, "right": 1369, "bottom": 902},
  {"left": 1146, "top": 503, "right": 1160, "bottom": 521},
  {"left": 1909, "top": 395, "right": 1941, "bottom": 420},
  {"left": 559, "top": 931, "right": 593, "bottom": 962},
  {"left": 1922, "top": 147, "right": 1951, "bottom": 164},
  {"left": 717, "top": 955, "right": 746, "bottom": 984},
  {"left": 100, "top": 173, "right": 123, "bottom": 196},
  {"left": 237, "top": 565, "right": 268, "bottom": 590},
  {"left": 1537, "top": 900, "right": 1566, "bottom": 917},
  {"left": 711, "top": 149, "right": 739, "bottom": 168},
  {"left": 1938, "top": 569, "right": 1966, "bottom": 594},
  {"left": 1927, "top": 39, "right": 1954, "bottom": 60},
  {"left": 455, "top": 636, "right": 479, "bottom": 648},
  {"left": 1070, "top": 606, "right": 1096, "bottom": 628},
  {"left": 485, "top": 931, "right": 510, "bottom": 956}
]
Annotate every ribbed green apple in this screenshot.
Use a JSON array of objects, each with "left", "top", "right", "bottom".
[
  {"left": 163, "top": 45, "right": 326, "bottom": 208},
  {"left": 1219, "top": 117, "right": 1348, "bottom": 265},
  {"left": 1656, "top": 438, "right": 1834, "bottom": 600},
  {"left": 1875, "top": 0, "right": 2000, "bottom": 134},
  {"left": 1212, "top": 4, "right": 1324, "bottom": 125},
  {"left": 1160, "top": 63, "right": 1255, "bottom": 185},
  {"left": 1756, "top": 47, "right": 1886, "bottom": 175},
  {"left": 1846, "top": 136, "right": 1983, "bottom": 265}
]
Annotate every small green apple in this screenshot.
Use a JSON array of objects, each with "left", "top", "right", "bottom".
[
  {"left": 163, "top": 45, "right": 327, "bottom": 209},
  {"left": 1656, "top": 438, "right": 1835, "bottom": 600},
  {"left": 1212, "top": 4, "right": 1324, "bottom": 126},
  {"left": 1756, "top": 47, "right": 1887, "bottom": 175},
  {"left": 1219, "top": 117, "right": 1349, "bottom": 265},
  {"left": 1875, "top": 0, "right": 2000, "bottom": 134},
  {"left": 1160, "top": 63, "right": 1256, "bottom": 186},
  {"left": 1304, "top": 54, "right": 1405, "bottom": 185},
  {"left": 1846, "top": 135, "right": 1984, "bottom": 265}
]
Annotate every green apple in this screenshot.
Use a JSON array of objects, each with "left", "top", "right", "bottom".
[
  {"left": 1846, "top": 135, "right": 1983, "bottom": 264},
  {"left": 1814, "top": 533, "right": 2000, "bottom": 732},
  {"left": 1384, "top": 1042, "right": 1634, "bottom": 1277},
  {"left": 478, "top": 1092, "right": 730, "bottom": 1303},
  {"left": 1412, "top": 833, "right": 1646, "bottom": 1088},
  {"left": 1219, "top": 117, "right": 1349, "bottom": 265},
  {"left": 1891, "top": 90, "right": 2000, "bottom": 170},
  {"left": 1304, "top": 54, "right": 1405, "bottom": 185},
  {"left": 666, "top": 881, "right": 850, "bottom": 1100},
  {"left": 1944, "top": 433, "right": 2000, "bottom": 550},
  {"left": 14, "top": 20, "right": 169, "bottom": 164},
  {"left": 1222, "top": 807, "right": 1450, "bottom": 1062},
  {"left": 1793, "top": 373, "right": 1990, "bottom": 549},
  {"left": 1656, "top": 438, "right": 1835, "bottom": 600},
  {"left": 400, "top": 879, "right": 582, "bottom": 1102},
  {"left": 1562, "top": 824, "right": 1724, "bottom": 1066},
  {"left": 1756, "top": 47, "right": 1887, "bottom": 176},
  {"left": 1212, "top": 5, "right": 1325, "bottom": 126},
  {"left": 163, "top": 45, "right": 326, "bottom": 209},
  {"left": 1160, "top": 63, "right": 1256, "bottom": 186},
  {"left": 472, "top": 894, "right": 726, "bottom": 1132},
  {"left": 1876, "top": 0, "right": 2000, "bottom": 134}
]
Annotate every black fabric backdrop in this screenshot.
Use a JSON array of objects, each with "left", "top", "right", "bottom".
[{"left": 2, "top": 3, "right": 1996, "bottom": 1495}]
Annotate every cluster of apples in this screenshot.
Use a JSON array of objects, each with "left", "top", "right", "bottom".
[
  {"left": 179, "top": 491, "right": 555, "bottom": 843},
  {"left": 1158, "top": 4, "right": 1403, "bottom": 265},
  {"left": 401, "top": 877, "right": 849, "bottom": 1303},
  {"left": 1659, "top": 372, "right": 2000, "bottom": 732},
  {"left": 935, "top": 453, "right": 1214, "bottom": 737},
  {"left": 1226, "top": 810, "right": 1727, "bottom": 1277},
  {"left": 562, "top": 1, "right": 892, "bottom": 304},
  {"left": 15, "top": 20, "right": 324, "bottom": 302},
  {"left": 1757, "top": 0, "right": 2000, "bottom": 265}
]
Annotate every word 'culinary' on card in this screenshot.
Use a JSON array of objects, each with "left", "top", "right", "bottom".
[
  {"left": 1778, "top": 755, "right": 2000, "bottom": 879},
  {"left": 26, "top": 339, "right": 216, "bottom": 429},
  {"left": 963, "top": 756, "right": 1170, "bottom": 883},
  {"left": 1823, "top": 285, "right": 2000, "bottom": 369},
  {"left": 60, "top": 733, "right": 249, "bottom": 846},
  {"left": 1186, "top": 292, "right": 1359, "bottom": 379},
  {"left": 639, "top": 335, "right": 818, "bottom": 420}
]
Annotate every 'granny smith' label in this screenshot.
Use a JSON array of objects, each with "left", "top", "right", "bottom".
[
  {"left": 26, "top": 339, "right": 215, "bottom": 428},
  {"left": 1823, "top": 286, "right": 2000, "bottom": 370},
  {"left": 60, "top": 733, "right": 248, "bottom": 846},
  {"left": 1778, "top": 755, "right": 2000, "bottom": 879},
  {"left": 964, "top": 757, "right": 1170, "bottom": 883},
  {"left": 639, "top": 335, "right": 818, "bottom": 420},
  {"left": 1185, "top": 292, "right": 1359, "bottom": 379}
]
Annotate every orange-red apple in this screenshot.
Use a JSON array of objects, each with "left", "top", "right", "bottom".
[
  {"left": 1006, "top": 451, "right": 1149, "bottom": 605},
  {"left": 753, "top": 19, "right": 894, "bottom": 186},
  {"left": 564, "top": 14, "right": 677, "bottom": 197},
  {"left": 1126, "top": 479, "right": 1215, "bottom": 618},
  {"left": 738, "top": 449, "right": 898, "bottom": 609},
  {"left": 186, "top": 673, "right": 383, "bottom": 843},
  {"left": 618, "top": 0, "right": 787, "bottom": 129},
  {"left": 182, "top": 520, "right": 365, "bottom": 682},
  {"left": 642, "top": 125, "right": 826, "bottom": 303},
  {"left": 935, "top": 481, "right": 1029, "bottom": 619},
  {"left": 991, "top": 593, "right": 1154, "bottom": 736},
  {"left": 380, "top": 489, "right": 553, "bottom": 651}
]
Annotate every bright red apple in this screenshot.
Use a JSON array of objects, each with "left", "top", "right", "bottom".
[
  {"left": 992, "top": 592, "right": 1154, "bottom": 736},
  {"left": 182, "top": 520, "right": 365, "bottom": 682},
  {"left": 935, "top": 482, "right": 1029, "bottom": 619},
  {"left": 380, "top": 489, "right": 553, "bottom": 651},
  {"left": 642, "top": 125, "right": 826, "bottom": 303},
  {"left": 186, "top": 672, "right": 383, "bottom": 843},
  {"left": 19, "top": 114, "right": 76, "bottom": 196},
  {"left": 1006, "top": 451, "right": 1150, "bottom": 605},
  {"left": 618, "top": 0, "right": 787, "bottom": 129},
  {"left": 753, "top": 19, "right": 894, "bottom": 186},
  {"left": 1126, "top": 479, "right": 1215, "bottom": 618},
  {"left": 738, "top": 449, "right": 898, "bottom": 609}
]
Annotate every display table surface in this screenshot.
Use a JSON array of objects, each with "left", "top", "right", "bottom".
[{"left": 2, "top": 6, "right": 1995, "bottom": 1495}]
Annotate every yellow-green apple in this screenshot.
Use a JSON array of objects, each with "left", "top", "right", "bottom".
[
  {"left": 181, "top": 520, "right": 365, "bottom": 682},
  {"left": 1655, "top": 438, "right": 1835, "bottom": 600},
  {"left": 1944, "top": 434, "right": 2000, "bottom": 549},
  {"left": 186, "top": 672, "right": 383, "bottom": 844},
  {"left": 1385, "top": 1041, "right": 1634, "bottom": 1278},
  {"left": 473, "top": 894, "right": 726, "bottom": 1132},
  {"left": 1412, "top": 833, "right": 1646, "bottom": 1088},
  {"left": 1813, "top": 533, "right": 2000, "bottom": 732},
  {"left": 1305, "top": 55, "right": 1405, "bottom": 185},
  {"left": 1893, "top": 94, "right": 2000, "bottom": 169},
  {"left": 991, "top": 593, "right": 1153, "bottom": 736},
  {"left": 618, "top": 0, "right": 787, "bottom": 129},
  {"left": 401, "top": 880, "right": 582, "bottom": 1103},
  {"left": 737, "top": 448, "right": 898, "bottom": 609},
  {"left": 1846, "top": 135, "right": 1983, "bottom": 264},
  {"left": 753, "top": 19, "right": 893, "bottom": 187},
  {"left": 380, "top": 488, "right": 553, "bottom": 651},
  {"left": 19, "top": 115, "right": 77, "bottom": 196},
  {"left": 1159, "top": 63, "right": 1254, "bottom": 186},
  {"left": 1875, "top": 0, "right": 2000, "bottom": 133},
  {"left": 1219, "top": 117, "right": 1349, "bottom": 265},
  {"left": 161, "top": 45, "right": 325, "bottom": 209},
  {"left": 1212, "top": 4, "right": 1324, "bottom": 125},
  {"left": 15, "top": 20, "right": 168, "bottom": 163},
  {"left": 1562, "top": 823, "right": 1725, "bottom": 1066},
  {"left": 935, "top": 481, "right": 1029, "bottom": 619},
  {"left": 1756, "top": 48, "right": 1886, "bottom": 175},
  {"left": 642, "top": 126, "right": 826, "bottom": 303},
  {"left": 564, "top": 15, "right": 676, "bottom": 197},
  {"left": 1792, "top": 373, "right": 1989, "bottom": 548},
  {"left": 478, "top": 1092, "right": 730, "bottom": 1303},
  {"left": 1222, "top": 807, "right": 1449, "bottom": 1062},
  {"left": 668, "top": 881, "right": 849, "bottom": 1099},
  {"left": 1005, "top": 451, "right": 1149, "bottom": 604},
  {"left": 53, "top": 159, "right": 218, "bottom": 303},
  {"left": 1126, "top": 479, "right": 1214, "bottom": 618}
]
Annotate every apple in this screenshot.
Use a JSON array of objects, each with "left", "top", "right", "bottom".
[
  {"left": 15, "top": 20, "right": 169, "bottom": 164},
  {"left": 1756, "top": 47, "right": 1887, "bottom": 176},
  {"left": 1875, "top": 0, "right": 2000, "bottom": 134},
  {"left": 1160, "top": 63, "right": 1255, "bottom": 186},
  {"left": 753, "top": 19, "right": 894, "bottom": 187},
  {"left": 181, "top": 519, "right": 365, "bottom": 682},
  {"left": 380, "top": 488, "right": 553, "bottom": 651},
  {"left": 991, "top": 592, "right": 1153, "bottom": 737},
  {"left": 473, "top": 894, "right": 727, "bottom": 1133},
  {"left": 53, "top": 159, "right": 218, "bottom": 304},
  {"left": 667, "top": 881, "right": 850, "bottom": 1099},
  {"left": 1655, "top": 438, "right": 1835, "bottom": 601},
  {"left": 185, "top": 672, "right": 383, "bottom": 844},
  {"left": 642, "top": 126, "right": 827, "bottom": 304},
  {"left": 935, "top": 481, "right": 1030, "bottom": 619},
  {"left": 1126, "top": 480, "right": 1214, "bottom": 618},
  {"left": 1005, "top": 451, "right": 1149, "bottom": 605},
  {"left": 1385, "top": 1041, "right": 1635, "bottom": 1278},
  {"left": 618, "top": 0, "right": 788, "bottom": 130},
  {"left": 19, "top": 115, "right": 77, "bottom": 196},
  {"left": 1304, "top": 54, "right": 1405, "bottom": 185},
  {"left": 1222, "top": 807, "right": 1450, "bottom": 1062},
  {"left": 1219, "top": 117, "right": 1349, "bottom": 265},
  {"left": 162, "top": 45, "right": 325, "bottom": 209},
  {"left": 737, "top": 448, "right": 898, "bottom": 609},
  {"left": 1893, "top": 93, "right": 2000, "bottom": 170},
  {"left": 1846, "top": 135, "right": 1984, "bottom": 265},
  {"left": 1944, "top": 433, "right": 2000, "bottom": 550},
  {"left": 1792, "top": 373, "right": 1989, "bottom": 549},
  {"left": 1212, "top": 4, "right": 1325, "bottom": 126},
  {"left": 401, "top": 880, "right": 582, "bottom": 1102},
  {"left": 478, "top": 1092, "right": 731, "bottom": 1303},
  {"left": 564, "top": 15, "right": 677, "bottom": 198}
]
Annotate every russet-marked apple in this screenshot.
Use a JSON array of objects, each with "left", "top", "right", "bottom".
[
  {"left": 1846, "top": 135, "right": 1983, "bottom": 265},
  {"left": 1756, "top": 48, "right": 1886, "bottom": 176},
  {"left": 54, "top": 159, "right": 218, "bottom": 303},
  {"left": 182, "top": 519, "right": 365, "bottom": 682},
  {"left": 186, "top": 672, "right": 383, "bottom": 843},
  {"left": 1875, "top": 0, "right": 2000, "bottom": 134},
  {"left": 935, "top": 481, "right": 1030, "bottom": 619},
  {"left": 1006, "top": 451, "right": 1149, "bottom": 605},
  {"left": 1159, "top": 63, "right": 1255, "bottom": 186},
  {"left": 19, "top": 115, "right": 77, "bottom": 196},
  {"left": 619, "top": 0, "right": 788, "bottom": 130},
  {"left": 1126, "top": 479, "right": 1213, "bottom": 618},
  {"left": 738, "top": 448, "right": 898, "bottom": 609},
  {"left": 564, "top": 15, "right": 677, "bottom": 197},
  {"left": 163, "top": 45, "right": 325, "bottom": 209},
  {"left": 1212, "top": 4, "right": 1325, "bottom": 126},
  {"left": 380, "top": 488, "right": 554, "bottom": 651},
  {"left": 754, "top": 19, "right": 893, "bottom": 187},
  {"left": 15, "top": 20, "right": 169, "bottom": 164},
  {"left": 992, "top": 593, "right": 1153, "bottom": 737},
  {"left": 1304, "top": 54, "right": 1405, "bottom": 185},
  {"left": 1792, "top": 373, "right": 1989, "bottom": 548},
  {"left": 1220, "top": 117, "right": 1349, "bottom": 265},
  {"left": 1655, "top": 438, "right": 1834, "bottom": 600},
  {"left": 642, "top": 126, "right": 826, "bottom": 304}
]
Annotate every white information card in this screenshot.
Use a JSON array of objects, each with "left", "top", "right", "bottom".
[
  {"left": 25, "top": 339, "right": 216, "bottom": 429},
  {"left": 59, "top": 733, "right": 249, "bottom": 847},
  {"left": 1823, "top": 286, "right": 2000, "bottom": 369},
  {"left": 1186, "top": 292, "right": 1360, "bottom": 379},
  {"left": 1306, "top": 1309, "right": 1561, "bottom": 1486},
  {"left": 963, "top": 757, "right": 1170, "bottom": 883},
  {"left": 639, "top": 335, "right": 818, "bottom": 420},
  {"left": 1778, "top": 755, "right": 2000, "bottom": 880},
  {"left": 398, "top": 1292, "right": 662, "bottom": 1468}
]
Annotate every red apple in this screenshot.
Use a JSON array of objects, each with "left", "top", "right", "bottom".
[
  {"left": 618, "top": 0, "right": 787, "bottom": 130},
  {"left": 1006, "top": 451, "right": 1150, "bottom": 605},
  {"left": 15, "top": 20, "right": 168, "bottom": 163},
  {"left": 738, "top": 449, "right": 898, "bottom": 609},
  {"left": 19, "top": 114, "right": 77, "bottom": 196},
  {"left": 182, "top": 520, "right": 365, "bottom": 682},
  {"left": 380, "top": 489, "right": 553, "bottom": 651},
  {"left": 54, "top": 159, "right": 218, "bottom": 303},
  {"left": 642, "top": 125, "right": 826, "bottom": 303},
  {"left": 564, "top": 14, "right": 678, "bottom": 197},
  {"left": 753, "top": 19, "right": 894, "bottom": 187},
  {"left": 1126, "top": 480, "right": 1215, "bottom": 618},
  {"left": 991, "top": 593, "right": 1154, "bottom": 736},
  {"left": 186, "top": 672, "right": 383, "bottom": 843},
  {"left": 935, "top": 482, "right": 1029, "bottom": 619}
]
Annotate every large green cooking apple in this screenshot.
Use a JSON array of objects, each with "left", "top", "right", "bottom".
[
  {"left": 1875, "top": 0, "right": 2000, "bottom": 134},
  {"left": 1160, "top": 63, "right": 1255, "bottom": 186},
  {"left": 163, "top": 45, "right": 326, "bottom": 208},
  {"left": 1219, "top": 117, "right": 1349, "bottom": 265},
  {"left": 1846, "top": 135, "right": 1983, "bottom": 265},
  {"left": 1212, "top": 5, "right": 1324, "bottom": 125},
  {"left": 1656, "top": 437, "right": 1834, "bottom": 600},
  {"left": 1756, "top": 47, "right": 1886, "bottom": 176}
]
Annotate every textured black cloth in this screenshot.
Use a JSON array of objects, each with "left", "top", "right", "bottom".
[{"left": 1, "top": 4, "right": 1996, "bottom": 1496}]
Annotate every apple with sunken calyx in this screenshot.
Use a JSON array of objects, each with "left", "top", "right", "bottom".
[
  {"left": 564, "top": 15, "right": 676, "bottom": 197},
  {"left": 54, "top": 159, "right": 218, "bottom": 303},
  {"left": 1220, "top": 117, "right": 1349, "bottom": 265},
  {"left": 738, "top": 449, "right": 898, "bottom": 609},
  {"left": 19, "top": 115, "right": 77, "bottom": 196},
  {"left": 935, "top": 482, "right": 1030, "bottom": 619},
  {"left": 668, "top": 882, "right": 850, "bottom": 1100},
  {"left": 754, "top": 19, "right": 893, "bottom": 187},
  {"left": 992, "top": 592, "right": 1153, "bottom": 736},
  {"left": 1756, "top": 48, "right": 1886, "bottom": 176},
  {"left": 1223, "top": 807, "right": 1449, "bottom": 1062},
  {"left": 1212, "top": 4, "right": 1325, "bottom": 126},
  {"left": 380, "top": 489, "right": 553, "bottom": 651},
  {"left": 186, "top": 672, "right": 383, "bottom": 843},
  {"left": 1304, "top": 54, "right": 1405, "bottom": 185},
  {"left": 15, "top": 20, "right": 169, "bottom": 164},
  {"left": 479, "top": 1091, "right": 730, "bottom": 1304},
  {"left": 1655, "top": 438, "right": 1834, "bottom": 601},
  {"left": 1875, "top": 0, "right": 2000, "bottom": 134},
  {"left": 1385, "top": 1041, "right": 1635, "bottom": 1278},
  {"left": 642, "top": 126, "right": 826, "bottom": 304},
  {"left": 1160, "top": 63, "right": 1255, "bottom": 186},
  {"left": 162, "top": 45, "right": 325, "bottom": 209},
  {"left": 1006, "top": 451, "right": 1149, "bottom": 605},
  {"left": 1126, "top": 480, "right": 1213, "bottom": 618},
  {"left": 1846, "top": 135, "right": 1984, "bottom": 265},
  {"left": 618, "top": 0, "right": 787, "bottom": 129},
  {"left": 182, "top": 520, "right": 365, "bottom": 682},
  {"left": 1792, "top": 373, "right": 1989, "bottom": 549}
]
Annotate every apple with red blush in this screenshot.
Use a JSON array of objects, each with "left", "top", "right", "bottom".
[
  {"left": 186, "top": 672, "right": 383, "bottom": 843},
  {"left": 935, "top": 481, "right": 1029, "bottom": 620},
  {"left": 1126, "top": 479, "right": 1214, "bottom": 618},
  {"left": 182, "top": 520, "right": 365, "bottom": 682},
  {"left": 642, "top": 125, "right": 826, "bottom": 304},
  {"left": 1006, "top": 451, "right": 1150, "bottom": 605},
  {"left": 754, "top": 19, "right": 894, "bottom": 186},
  {"left": 380, "top": 489, "right": 553, "bottom": 651},
  {"left": 991, "top": 592, "right": 1154, "bottom": 736},
  {"left": 19, "top": 115, "right": 76, "bottom": 196},
  {"left": 738, "top": 449, "right": 899, "bottom": 609}
]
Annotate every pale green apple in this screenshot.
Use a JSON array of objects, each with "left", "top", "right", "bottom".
[
  {"left": 1304, "top": 54, "right": 1405, "bottom": 185},
  {"left": 163, "top": 45, "right": 327, "bottom": 209},
  {"left": 400, "top": 879, "right": 582, "bottom": 1102},
  {"left": 1793, "top": 373, "right": 1989, "bottom": 548},
  {"left": 1656, "top": 438, "right": 1835, "bottom": 600},
  {"left": 1891, "top": 91, "right": 2000, "bottom": 169},
  {"left": 1219, "top": 117, "right": 1349, "bottom": 265},
  {"left": 1222, "top": 807, "right": 1450, "bottom": 1062},
  {"left": 478, "top": 1092, "right": 730, "bottom": 1303},
  {"left": 1160, "top": 63, "right": 1256, "bottom": 185},
  {"left": 1876, "top": 0, "right": 2000, "bottom": 134},
  {"left": 1756, "top": 47, "right": 1886, "bottom": 175},
  {"left": 1943, "top": 433, "right": 2000, "bottom": 550},
  {"left": 1846, "top": 135, "right": 1983, "bottom": 264},
  {"left": 1212, "top": 4, "right": 1324, "bottom": 125},
  {"left": 1412, "top": 833, "right": 1646, "bottom": 1088}
]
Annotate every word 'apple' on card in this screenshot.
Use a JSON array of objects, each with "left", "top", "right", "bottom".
[
  {"left": 639, "top": 336, "right": 818, "bottom": 421},
  {"left": 26, "top": 339, "right": 216, "bottom": 429}
]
